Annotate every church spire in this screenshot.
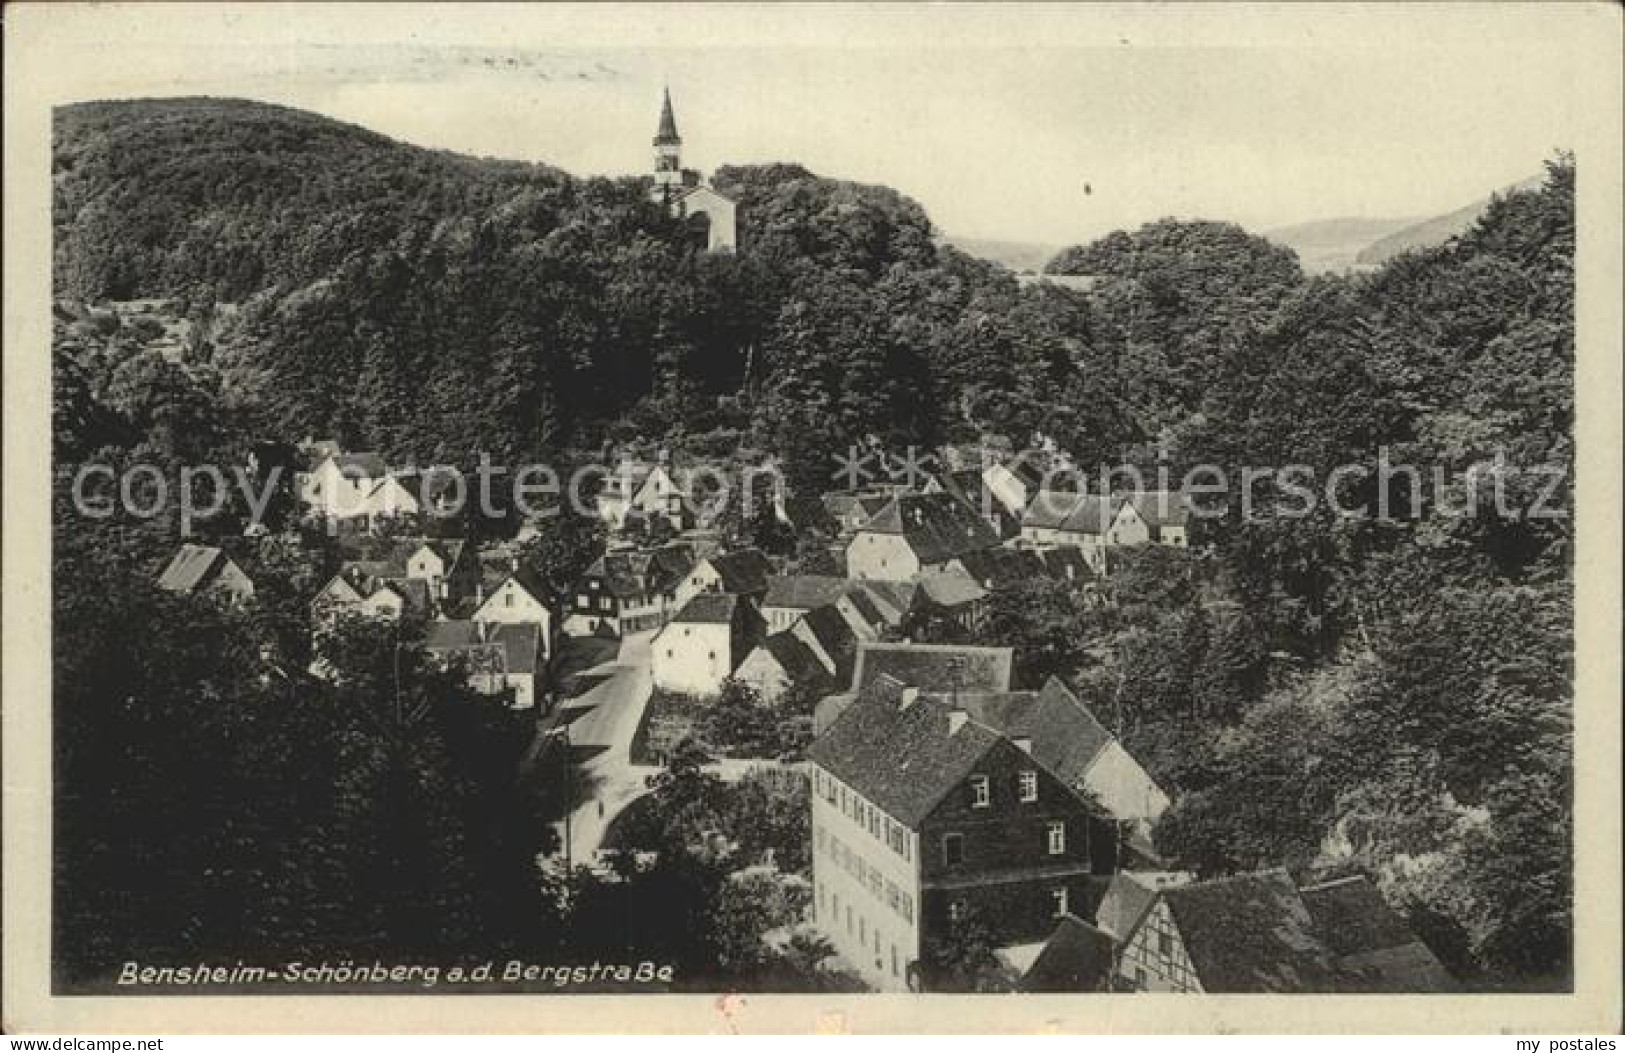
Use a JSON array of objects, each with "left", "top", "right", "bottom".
[{"left": 654, "top": 86, "right": 681, "bottom": 146}]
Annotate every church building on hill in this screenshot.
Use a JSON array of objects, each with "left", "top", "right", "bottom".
[{"left": 650, "top": 87, "right": 738, "bottom": 254}]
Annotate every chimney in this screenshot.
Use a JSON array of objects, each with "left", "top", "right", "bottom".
[
  {"left": 1014, "top": 736, "right": 1033, "bottom": 754},
  {"left": 900, "top": 686, "right": 919, "bottom": 710},
  {"left": 948, "top": 710, "right": 968, "bottom": 735}
]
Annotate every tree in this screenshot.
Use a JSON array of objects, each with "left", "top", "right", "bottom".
[
  {"left": 980, "top": 576, "right": 1099, "bottom": 687},
  {"left": 918, "top": 904, "right": 1016, "bottom": 992}
]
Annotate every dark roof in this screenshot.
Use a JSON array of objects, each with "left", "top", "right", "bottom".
[
  {"left": 505, "top": 564, "right": 552, "bottom": 604},
  {"left": 936, "top": 677, "right": 1115, "bottom": 789},
  {"left": 330, "top": 452, "right": 387, "bottom": 477},
  {"left": 1037, "top": 545, "right": 1095, "bottom": 582},
  {"left": 383, "top": 576, "right": 433, "bottom": 612},
  {"left": 1021, "top": 915, "right": 1117, "bottom": 993},
  {"left": 1158, "top": 870, "right": 1342, "bottom": 993},
  {"left": 392, "top": 469, "right": 465, "bottom": 510},
  {"left": 756, "top": 632, "right": 836, "bottom": 690},
  {"left": 332, "top": 561, "right": 432, "bottom": 611},
  {"left": 586, "top": 552, "right": 642, "bottom": 597},
  {"left": 1001, "top": 456, "right": 1049, "bottom": 490},
  {"left": 654, "top": 87, "right": 680, "bottom": 144},
  {"left": 798, "top": 603, "right": 859, "bottom": 683},
  {"left": 954, "top": 546, "right": 1048, "bottom": 591},
  {"left": 425, "top": 620, "right": 541, "bottom": 677},
  {"left": 587, "top": 542, "right": 695, "bottom": 599},
  {"left": 850, "top": 642, "right": 1014, "bottom": 695},
  {"left": 804, "top": 689, "right": 1003, "bottom": 827},
  {"left": 763, "top": 575, "right": 853, "bottom": 610},
  {"left": 842, "top": 587, "right": 885, "bottom": 628},
  {"left": 156, "top": 544, "right": 228, "bottom": 594},
  {"left": 860, "top": 491, "right": 1002, "bottom": 564},
  {"left": 648, "top": 542, "right": 696, "bottom": 584},
  {"left": 670, "top": 592, "right": 741, "bottom": 625},
  {"left": 707, "top": 548, "right": 774, "bottom": 595},
  {"left": 419, "top": 538, "right": 466, "bottom": 567},
  {"left": 1299, "top": 876, "right": 1457, "bottom": 992},
  {"left": 854, "top": 580, "right": 917, "bottom": 624},
  {"left": 823, "top": 491, "right": 893, "bottom": 529}
]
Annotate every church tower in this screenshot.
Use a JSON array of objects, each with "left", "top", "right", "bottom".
[
  {"left": 647, "top": 87, "right": 738, "bottom": 253},
  {"left": 651, "top": 87, "right": 684, "bottom": 204}
]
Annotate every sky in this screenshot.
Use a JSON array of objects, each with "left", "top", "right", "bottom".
[{"left": 25, "top": 2, "right": 1613, "bottom": 245}]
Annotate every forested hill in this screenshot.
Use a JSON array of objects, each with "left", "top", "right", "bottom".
[
  {"left": 55, "top": 97, "right": 1081, "bottom": 465},
  {"left": 55, "top": 98, "right": 570, "bottom": 303}
]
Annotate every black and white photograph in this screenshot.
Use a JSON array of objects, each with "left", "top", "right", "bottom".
[{"left": 4, "top": 0, "right": 1621, "bottom": 1036}]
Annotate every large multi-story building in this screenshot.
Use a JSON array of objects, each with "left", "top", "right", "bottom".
[{"left": 805, "top": 682, "right": 1123, "bottom": 991}]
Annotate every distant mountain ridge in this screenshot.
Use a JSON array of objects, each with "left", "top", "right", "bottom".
[
  {"left": 1354, "top": 176, "right": 1544, "bottom": 265},
  {"left": 939, "top": 234, "right": 1063, "bottom": 274},
  {"left": 1266, "top": 175, "right": 1543, "bottom": 273},
  {"left": 1263, "top": 217, "right": 1419, "bottom": 274}
]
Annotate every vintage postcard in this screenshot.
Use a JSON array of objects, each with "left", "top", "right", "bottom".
[{"left": 3, "top": 1, "right": 1621, "bottom": 1035}]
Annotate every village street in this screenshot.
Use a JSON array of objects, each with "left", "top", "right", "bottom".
[{"left": 550, "top": 630, "right": 659, "bottom": 865}]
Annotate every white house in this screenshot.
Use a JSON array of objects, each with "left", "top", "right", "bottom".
[
  {"left": 672, "top": 547, "right": 774, "bottom": 611},
  {"left": 300, "top": 452, "right": 388, "bottom": 520},
  {"left": 734, "top": 630, "right": 834, "bottom": 702},
  {"left": 844, "top": 492, "right": 1002, "bottom": 582},
  {"left": 360, "top": 473, "right": 421, "bottom": 524},
  {"left": 310, "top": 567, "right": 416, "bottom": 626},
  {"left": 472, "top": 567, "right": 553, "bottom": 660},
  {"left": 595, "top": 461, "right": 692, "bottom": 533},
  {"left": 982, "top": 457, "right": 1048, "bottom": 519},
  {"left": 400, "top": 538, "right": 475, "bottom": 602},
  {"left": 1110, "top": 491, "right": 1192, "bottom": 548},
  {"left": 650, "top": 593, "right": 764, "bottom": 697}
]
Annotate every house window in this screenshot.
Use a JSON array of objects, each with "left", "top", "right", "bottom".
[
  {"left": 1051, "top": 887, "right": 1069, "bottom": 918},
  {"left": 948, "top": 900, "right": 966, "bottom": 924},
  {"left": 1135, "top": 966, "right": 1147, "bottom": 989},
  {"left": 504, "top": 591, "right": 513, "bottom": 607},
  {"left": 891, "top": 944, "right": 899, "bottom": 976},
  {"left": 665, "top": 649, "right": 673, "bottom": 659},
  {"left": 1158, "top": 931, "right": 1173, "bottom": 957},
  {"left": 942, "top": 833, "right": 964, "bottom": 867},
  {"left": 1018, "top": 770, "right": 1038, "bottom": 803},
  {"left": 1047, "top": 821, "right": 1066, "bottom": 855},
  {"left": 969, "top": 776, "right": 990, "bottom": 808},
  {"left": 576, "top": 594, "right": 590, "bottom": 608}
]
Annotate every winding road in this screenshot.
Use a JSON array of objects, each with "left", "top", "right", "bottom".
[{"left": 549, "top": 630, "right": 661, "bottom": 864}]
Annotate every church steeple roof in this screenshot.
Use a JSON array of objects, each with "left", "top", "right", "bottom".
[{"left": 654, "top": 87, "right": 681, "bottom": 146}]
